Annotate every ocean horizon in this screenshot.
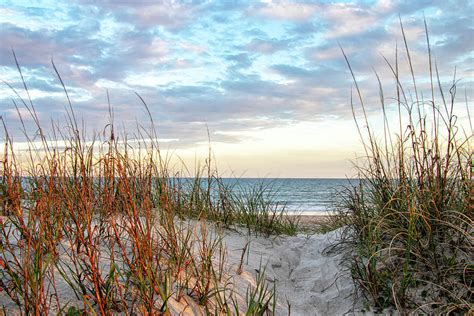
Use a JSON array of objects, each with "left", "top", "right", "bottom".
[
  {"left": 181, "top": 177, "right": 354, "bottom": 215},
  {"left": 15, "top": 176, "right": 353, "bottom": 215}
]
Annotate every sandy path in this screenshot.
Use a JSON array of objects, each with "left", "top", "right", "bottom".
[
  {"left": 222, "top": 227, "right": 363, "bottom": 315},
  {"left": 0, "top": 216, "right": 367, "bottom": 315},
  {"left": 286, "top": 214, "right": 332, "bottom": 231}
]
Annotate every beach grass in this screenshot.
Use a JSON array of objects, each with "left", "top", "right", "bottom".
[
  {"left": 0, "top": 56, "right": 287, "bottom": 314},
  {"left": 335, "top": 19, "right": 473, "bottom": 314},
  {"left": 1, "top": 17, "right": 472, "bottom": 315}
]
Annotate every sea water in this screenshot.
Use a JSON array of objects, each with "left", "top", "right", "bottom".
[
  {"left": 219, "top": 178, "right": 353, "bottom": 215},
  {"left": 15, "top": 177, "right": 354, "bottom": 215}
]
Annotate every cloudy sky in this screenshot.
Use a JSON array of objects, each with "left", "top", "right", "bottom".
[{"left": 0, "top": 0, "right": 472, "bottom": 177}]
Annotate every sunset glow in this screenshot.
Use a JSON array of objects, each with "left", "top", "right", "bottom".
[{"left": 1, "top": 1, "right": 472, "bottom": 177}]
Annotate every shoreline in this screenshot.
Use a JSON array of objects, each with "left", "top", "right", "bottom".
[{"left": 285, "top": 213, "right": 333, "bottom": 230}]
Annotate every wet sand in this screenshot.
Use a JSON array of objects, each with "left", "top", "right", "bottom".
[{"left": 286, "top": 213, "right": 333, "bottom": 230}]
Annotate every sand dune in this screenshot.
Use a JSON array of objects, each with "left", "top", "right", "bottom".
[
  {"left": 222, "top": 226, "right": 364, "bottom": 315},
  {"left": 0, "top": 216, "right": 372, "bottom": 315}
]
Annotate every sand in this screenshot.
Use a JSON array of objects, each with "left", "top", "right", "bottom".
[
  {"left": 287, "top": 214, "right": 332, "bottom": 230},
  {"left": 0, "top": 215, "right": 371, "bottom": 315},
  {"left": 221, "top": 224, "right": 363, "bottom": 315}
]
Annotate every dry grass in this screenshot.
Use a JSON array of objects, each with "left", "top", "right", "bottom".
[
  {"left": 0, "top": 55, "right": 284, "bottom": 314},
  {"left": 335, "top": 19, "right": 473, "bottom": 314}
]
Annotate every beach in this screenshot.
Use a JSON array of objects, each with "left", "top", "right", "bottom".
[
  {"left": 286, "top": 214, "right": 332, "bottom": 230},
  {"left": 1, "top": 3, "right": 471, "bottom": 313},
  {"left": 0, "top": 216, "right": 363, "bottom": 315},
  {"left": 221, "top": 224, "right": 359, "bottom": 315}
]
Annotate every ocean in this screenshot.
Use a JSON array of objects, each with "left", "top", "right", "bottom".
[
  {"left": 16, "top": 177, "right": 353, "bottom": 215},
  {"left": 219, "top": 178, "right": 352, "bottom": 215}
]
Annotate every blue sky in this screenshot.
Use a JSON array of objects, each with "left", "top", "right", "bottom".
[{"left": 0, "top": 0, "right": 472, "bottom": 177}]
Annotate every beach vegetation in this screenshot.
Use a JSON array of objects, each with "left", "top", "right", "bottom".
[
  {"left": 0, "top": 55, "right": 285, "bottom": 314},
  {"left": 336, "top": 19, "right": 473, "bottom": 314}
]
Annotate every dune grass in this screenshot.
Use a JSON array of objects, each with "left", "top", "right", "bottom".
[
  {"left": 0, "top": 56, "right": 292, "bottom": 314},
  {"left": 171, "top": 175, "right": 299, "bottom": 237},
  {"left": 335, "top": 19, "right": 473, "bottom": 314},
  {"left": 168, "top": 169, "right": 300, "bottom": 236}
]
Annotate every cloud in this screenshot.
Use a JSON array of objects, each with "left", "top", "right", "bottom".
[
  {"left": 245, "top": 38, "right": 289, "bottom": 54},
  {"left": 320, "top": 3, "right": 380, "bottom": 38},
  {"left": 225, "top": 53, "right": 254, "bottom": 73},
  {"left": 271, "top": 64, "right": 312, "bottom": 78},
  {"left": 0, "top": 0, "right": 472, "bottom": 156},
  {"left": 76, "top": 0, "right": 201, "bottom": 30},
  {"left": 255, "top": 2, "right": 318, "bottom": 21}
]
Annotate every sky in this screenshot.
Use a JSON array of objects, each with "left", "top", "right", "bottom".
[{"left": 0, "top": 0, "right": 473, "bottom": 178}]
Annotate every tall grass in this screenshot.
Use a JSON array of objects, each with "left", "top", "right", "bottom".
[
  {"left": 337, "top": 19, "right": 473, "bottom": 314},
  {"left": 171, "top": 175, "right": 299, "bottom": 236},
  {"left": 0, "top": 55, "right": 281, "bottom": 314}
]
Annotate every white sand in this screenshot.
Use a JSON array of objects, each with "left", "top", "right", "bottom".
[
  {"left": 0, "top": 217, "right": 371, "bottom": 315},
  {"left": 221, "top": 226, "right": 363, "bottom": 315}
]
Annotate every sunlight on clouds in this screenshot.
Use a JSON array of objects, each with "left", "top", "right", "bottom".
[
  {"left": 1, "top": 0, "right": 472, "bottom": 177},
  {"left": 133, "top": 2, "right": 197, "bottom": 29},
  {"left": 179, "top": 42, "right": 207, "bottom": 55},
  {"left": 214, "top": 119, "right": 360, "bottom": 151},
  {"left": 374, "top": 0, "right": 395, "bottom": 13},
  {"left": 70, "top": 64, "right": 94, "bottom": 74},
  {"left": 322, "top": 3, "right": 379, "bottom": 38},
  {"left": 95, "top": 79, "right": 130, "bottom": 90},
  {"left": 170, "top": 119, "right": 363, "bottom": 177},
  {"left": 148, "top": 39, "right": 169, "bottom": 58},
  {"left": 124, "top": 66, "right": 220, "bottom": 88},
  {"left": 257, "top": 3, "right": 318, "bottom": 21}
]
